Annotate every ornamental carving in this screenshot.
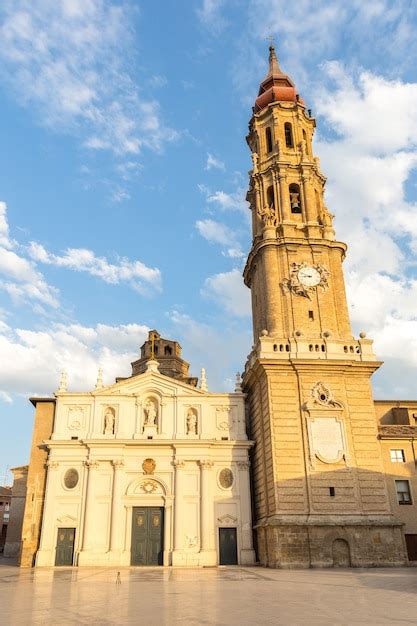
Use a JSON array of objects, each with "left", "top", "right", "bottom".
[
  {"left": 140, "top": 480, "right": 158, "bottom": 494},
  {"left": 142, "top": 458, "right": 156, "bottom": 475},
  {"left": 311, "top": 382, "right": 343, "bottom": 409},
  {"left": 282, "top": 262, "right": 330, "bottom": 299}
]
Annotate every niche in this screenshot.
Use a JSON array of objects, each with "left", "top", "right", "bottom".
[
  {"left": 265, "top": 127, "right": 273, "bottom": 153},
  {"left": 284, "top": 122, "right": 293, "bottom": 148}
]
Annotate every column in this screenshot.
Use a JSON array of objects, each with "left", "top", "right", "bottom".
[
  {"left": 82, "top": 460, "right": 99, "bottom": 551},
  {"left": 262, "top": 245, "right": 281, "bottom": 336},
  {"left": 200, "top": 460, "right": 214, "bottom": 553},
  {"left": 278, "top": 173, "right": 291, "bottom": 221},
  {"left": 302, "top": 174, "right": 314, "bottom": 222},
  {"left": 163, "top": 496, "right": 173, "bottom": 565},
  {"left": 110, "top": 460, "right": 124, "bottom": 553},
  {"left": 237, "top": 461, "right": 256, "bottom": 565},
  {"left": 35, "top": 461, "right": 60, "bottom": 565},
  {"left": 173, "top": 460, "right": 185, "bottom": 551}
]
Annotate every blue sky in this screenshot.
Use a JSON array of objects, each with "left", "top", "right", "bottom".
[{"left": 1, "top": 0, "right": 417, "bottom": 479}]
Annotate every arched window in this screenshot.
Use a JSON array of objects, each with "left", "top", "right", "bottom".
[
  {"left": 164, "top": 345, "right": 172, "bottom": 356},
  {"left": 266, "top": 185, "right": 275, "bottom": 209},
  {"left": 284, "top": 122, "right": 293, "bottom": 148},
  {"left": 265, "top": 127, "right": 273, "bottom": 153},
  {"left": 289, "top": 183, "right": 302, "bottom": 214}
]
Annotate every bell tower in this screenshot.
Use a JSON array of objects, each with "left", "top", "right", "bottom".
[{"left": 242, "top": 46, "right": 406, "bottom": 568}]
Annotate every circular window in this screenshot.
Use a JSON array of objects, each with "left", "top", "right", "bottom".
[
  {"left": 219, "top": 468, "right": 234, "bottom": 489},
  {"left": 64, "top": 468, "right": 79, "bottom": 489}
]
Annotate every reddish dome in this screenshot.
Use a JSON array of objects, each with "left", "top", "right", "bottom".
[{"left": 254, "top": 46, "right": 302, "bottom": 113}]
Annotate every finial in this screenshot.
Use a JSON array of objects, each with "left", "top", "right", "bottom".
[
  {"left": 235, "top": 372, "right": 242, "bottom": 392},
  {"left": 58, "top": 369, "right": 68, "bottom": 392},
  {"left": 95, "top": 367, "right": 104, "bottom": 390},
  {"left": 200, "top": 367, "right": 208, "bottom": 392}
]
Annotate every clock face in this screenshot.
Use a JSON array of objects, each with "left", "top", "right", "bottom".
[{"left": 297, "top": 266, "right": 321, "bottom": 287}]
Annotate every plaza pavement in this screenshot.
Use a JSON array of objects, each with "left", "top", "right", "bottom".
[{"left": 1, "top": 559, "right": 417, "bottom": 625}]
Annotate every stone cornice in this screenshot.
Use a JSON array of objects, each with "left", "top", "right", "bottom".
[
  {"left": 378, "top": 425, "right": 417, "bottom": 439},
  {"left": 243, "top": 237, "right": 347, "bottom": 286}
]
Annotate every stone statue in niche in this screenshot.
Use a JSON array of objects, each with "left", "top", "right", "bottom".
[
  {"left": 104, "top": 407, "right": 115, "bottom": 434},
  {"left": 186, "top": 409, "right": 198, "bottom": 435},
  {"left": 144, "top": 399, "right": 158, "bottom": 426}
]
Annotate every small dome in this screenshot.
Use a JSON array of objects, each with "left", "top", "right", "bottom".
[{"left": 254, "top": 46, "right": 302, "bottom": 112}]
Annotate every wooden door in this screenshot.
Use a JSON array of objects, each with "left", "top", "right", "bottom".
[
  {"left": 219, "top": 527, "right": 238, "bottom": 565},
  {"left": 55, "top": 528, "right": 75, "bottom": 566},
  {"left": 405, "top": 534, "right": 417, "bottom": 561},
  {"left": 131, "top": 507, "right": 164, "bottom": 565}
]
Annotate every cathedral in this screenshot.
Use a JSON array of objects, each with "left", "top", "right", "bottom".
[{"left": 17, "top": 47, "right": 417, "bottom": 568}]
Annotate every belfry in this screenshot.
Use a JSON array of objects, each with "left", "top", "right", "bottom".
[{"left": 242, "top": 46, "right": 406, "bottom": 567}]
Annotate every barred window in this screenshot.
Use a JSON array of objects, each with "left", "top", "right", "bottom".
[{"left": 395, "top": 480, "right": 412, "bottom": 505}]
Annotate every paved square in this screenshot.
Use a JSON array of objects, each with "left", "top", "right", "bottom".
[{"left": 2, "top": 562, "right": 417, "bottom": 625}]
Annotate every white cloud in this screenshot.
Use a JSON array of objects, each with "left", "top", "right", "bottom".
[
  {"left": 197, "top": 0, "right": 227, "bottom": 33},
  {"left": 199, "top": 184, "right": 248, "bottom": 214},
  {"left": 195, "top": 218, "right": 244, "bottom": 259},
  {"left": 0, "top": 320, "right": 148, "bottom": 399},
  {"left": 309, "top": 64, "right": 417, "bottom": 387},
  {"left": 28, "top": 241, "right": 162, "bottom": 295},
  {"left": 202, "top": 269, "right": 251, "bottom": 317},
  {"left": 205, "top": 153, "right": 225, "bottom": 171},
  {"left": 169, "top": 309, "right": 251, "bottom": 391},
  {"left": 0, "top": 390, "right": 12, "bottom": 404},
  {"left": 0, "top": 1, "right": 178, "bottom": 158}
]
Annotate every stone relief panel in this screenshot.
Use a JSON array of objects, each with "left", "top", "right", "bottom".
[
  {"left": 307, "top": 416, "right": 348, "bottom": 467},
  {"left": 63, "top": 468, "right": 79, "bottom": 490},
  {"left": 67, "top": 405, "right": 88, "bottom": 431},
  {"left": 218, "top": 468, "right": 234, "bottom": 490},
  {"left": 215, "top": 406, "right": 234, "bottom": 432}
]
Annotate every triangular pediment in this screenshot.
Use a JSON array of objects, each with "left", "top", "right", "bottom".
[{"left": 94, "top": 369, "right": 206, "bottom": 398}]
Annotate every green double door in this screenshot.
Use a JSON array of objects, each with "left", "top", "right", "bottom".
[
  {"left": 55, "top": 528, "right": 75, "bottom": 566},
  {"left": 131, "top": 507, "right": 164, "bottom": 565}
]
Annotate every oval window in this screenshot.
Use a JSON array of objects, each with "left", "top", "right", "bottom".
[
  {"left": 64, "top": 468, "right": 79, "bottom": 489},
  {"left": 219, "top": 468, "right": 234, "bottom": 489}
]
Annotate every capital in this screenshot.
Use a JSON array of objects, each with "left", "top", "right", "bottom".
[
  {"left": 173, "top": 459, "right": 185, "bottom": 469},
  {"left": 237, "top": 461, "right": 250, "bottom": 470},
  {"left": 85, "top": 460, "right": 100, "bottom": 470},
  {"left": 112, "top": 459, "right": 125, "bottom": 469},
  {"left": 46, "top": 460, "right": 60, "bottom": 470},
  {"left": 200, "top": 459, "right": 214, "bottom": 469}
]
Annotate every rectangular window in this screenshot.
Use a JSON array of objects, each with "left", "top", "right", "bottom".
[
  {"left": 329, "top": 487, "right": 335, "bottom": 497},
  {"left": 395, "top": 479, "right": 412, "bottom": 504},
  {"left": 390, "top": 449, "right": 405, "bottom": 463},
  {"left": 308, "top": 310, "right": 314, "bottom": 320}
]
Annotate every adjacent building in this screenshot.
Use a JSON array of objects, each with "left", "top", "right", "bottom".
[
  {"left": 3, "top": 465, "right": 28, "bottom": 559},
  {"left": 0, "top": 487, "right": 11, "bottom": 553}
]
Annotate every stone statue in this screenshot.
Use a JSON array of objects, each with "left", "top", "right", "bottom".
[
  {"left": 104, "top": 407, "right": 115, "bottom": 434},
  {"left": 186, "top": 410, "right": 197, "bottom": 435},
  {"left": 258, "top": 204, "right": 277, "bottom": 227},
  {"left": 144, "top": 399, "right": 158, "bottom": 426},
  {"left": 251, "top": 152, "right": 259, "bottom": 174}
]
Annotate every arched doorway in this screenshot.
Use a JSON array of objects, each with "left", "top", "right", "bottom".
[
  {"left": 125, "top": 476, "right": 172, "bottom": 566},
  {"left": 332, "top": 538, "right": 351, "bottom": 567}
]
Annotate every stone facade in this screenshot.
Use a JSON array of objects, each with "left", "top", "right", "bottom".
[
  {"left": 242, "top": 46, "right": 407, "bottom": 567},
  {"left": 30, "top": 335, "right": 255, "bottom": 568}
]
